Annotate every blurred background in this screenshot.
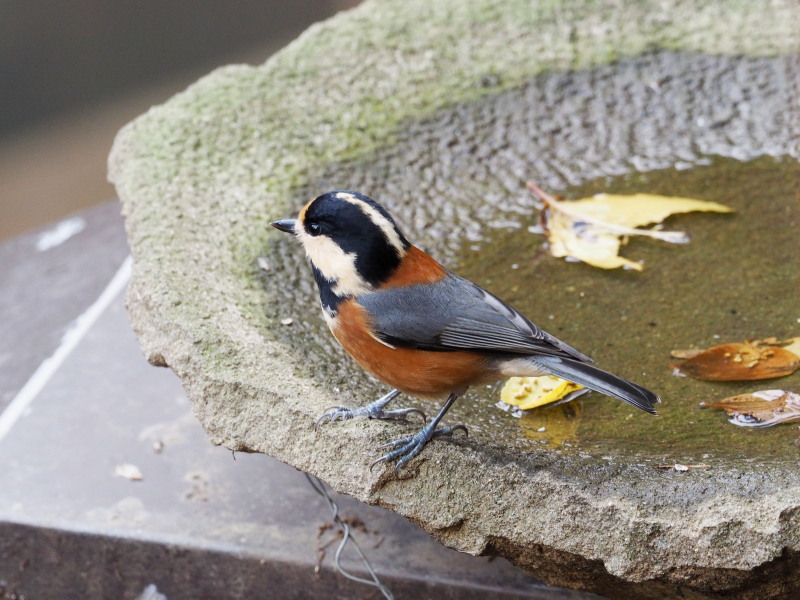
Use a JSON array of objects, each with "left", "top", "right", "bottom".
[{"left": 0, "top": 0, "right": 359, "bottom": 241}]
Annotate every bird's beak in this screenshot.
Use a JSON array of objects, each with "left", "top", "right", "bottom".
[{"left": 271, "top": 219, "right": 297, "bottom": 234}]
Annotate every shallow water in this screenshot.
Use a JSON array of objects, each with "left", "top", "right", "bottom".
[
  {"left": 448, "top": 156, "right": 800, "bottom": 463},
  {"left": 269, "top": 155, "right": 800, "bottom": 466}
]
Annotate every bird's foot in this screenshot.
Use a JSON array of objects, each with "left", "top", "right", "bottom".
[
  {"left": 316, "top": 389, "right": 426, "bottom": 426},
  {"left": 370, "top": 423, "right": 468, "bottom": 471},
  {"left": 316, "top": 404, "right": 426, "bottom": 425}
]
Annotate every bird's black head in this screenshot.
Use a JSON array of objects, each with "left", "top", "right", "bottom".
[{"left": 272, "top": 191, "right": 410, "bottom": 300}]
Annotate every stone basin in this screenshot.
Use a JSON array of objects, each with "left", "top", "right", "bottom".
[{"left": 108, "top": 1, "right": 800, "bottom": 598}]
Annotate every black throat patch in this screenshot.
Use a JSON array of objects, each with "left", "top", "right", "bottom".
[{"left": 311, "top": 264, "right": 345, "bottom": 315}]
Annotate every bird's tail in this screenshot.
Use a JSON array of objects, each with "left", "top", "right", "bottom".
[{"left": 533, "top": 355, "right": 660, "bottom": 415}]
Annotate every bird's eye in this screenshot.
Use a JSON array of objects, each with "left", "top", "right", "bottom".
[{"left": 307, "top": 222, "right": 322, "bottom": 236}]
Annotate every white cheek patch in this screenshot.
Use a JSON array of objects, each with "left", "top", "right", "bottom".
[{"left": 297, "top": 228, "right": 373, "bottom": 297}]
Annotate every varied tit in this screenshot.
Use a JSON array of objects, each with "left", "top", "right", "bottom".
[{"left": 272, "top": 191, "right": 659, "bottom": 470}]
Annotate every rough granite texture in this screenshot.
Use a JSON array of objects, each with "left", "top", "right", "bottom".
[{"left": 109, "top": 0, "right": 800, "bottom": 598}]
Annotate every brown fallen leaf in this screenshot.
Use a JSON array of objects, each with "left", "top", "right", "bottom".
[
  {"left": 672, "top": 338, "right": 800, "bottom": 381},
  {"left": 701, "top": 390, "right": 800, "bottom": 427}
]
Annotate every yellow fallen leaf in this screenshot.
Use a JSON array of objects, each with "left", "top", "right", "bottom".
[
  {"left": 527, "top": 182, "right": 733, "bottom": 271},
  {"left": 545, "top": 207, "right": 642, "bottom": 270},
  {"left": 501, "top": 375, "right": 586, "bottom": 410},
  {"left": 569, "top": 193, "right": 733, "bottom": 229},
  {"left": 700, "top": 390, "right": 800, "bottom": 427}
]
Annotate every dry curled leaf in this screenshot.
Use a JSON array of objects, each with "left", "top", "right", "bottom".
[
  {"left": 701, "top": 390, "right": 800, "bottom": 427},
  {"left": 672, "top": 337, "right": 800, "bottom": 381},
  {"left": 527, "top": 181, "right": 732, "bottom": 271}
]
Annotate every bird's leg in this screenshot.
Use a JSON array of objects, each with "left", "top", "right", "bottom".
[
  {"left": 370, "top": 393, "right": 467, "bottom": 471},
  {"left": 316, "top": 388, "right": 426, "bottom": 426}
]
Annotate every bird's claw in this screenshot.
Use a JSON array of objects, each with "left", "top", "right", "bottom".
[
  {"left": 316, "top": 405, "right": 354, "bottom": 426},
  {"left": 316, "top": 404, "right": 426, "bottom": 427},
  {"left": 370, "top": 424, "right": 468, "bottom": 471}
]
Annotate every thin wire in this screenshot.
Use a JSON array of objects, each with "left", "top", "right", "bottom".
[{"left": 305, "top": 473, "right": 394, "bottom": 600}]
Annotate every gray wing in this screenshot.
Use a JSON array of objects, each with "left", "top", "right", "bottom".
[{"left": 357, "top": 273, "right": 592, "bottom": 362}]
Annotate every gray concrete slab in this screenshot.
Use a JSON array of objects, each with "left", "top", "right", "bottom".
[
  {"left": 0, "top": 205, "right": 601, "bottom": 599},
  {"left": 0, "top": 201, "right": 129, "bottom": 411}
]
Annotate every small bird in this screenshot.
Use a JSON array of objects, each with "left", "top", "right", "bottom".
[{"left": 272, "top": 191, "right": 659, "bottom": 470}]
